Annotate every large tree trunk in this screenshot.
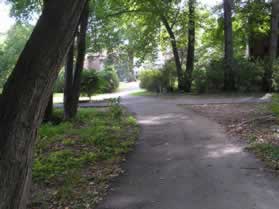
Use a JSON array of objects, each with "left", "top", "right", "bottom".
[
  {"left": 64, "top": 3, "right": 89, "bottom": 120},
  {"left": 0, "top": 1, "right": 87, "bottom": 209},
  {"left": 262, "top": 0, "right": 279, "bottom": 92},
  {"left": 64, "top": 44, "right": 75, "bottom": 119},
  {"left": 161, "top": 15, "right": 184, "bottom": 91},
  {"left": 223, "top": 0, "right": 235, "bottom": 91},
  {"left": 184, "top": 0, "right": 196, "bottom": 92},
  {"left": 43, "top": 94, "right": 53, "bottom": 122}
]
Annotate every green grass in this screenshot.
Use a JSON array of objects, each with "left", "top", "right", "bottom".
[
  {"left": 130, "top": 89, "right": 157, "bottom": 96},
  {"left": 248, "top": 143, "right": 279, "bottom": 169},
  {"left": 32, "top": 106, "right": 139, "bottom": 207}
]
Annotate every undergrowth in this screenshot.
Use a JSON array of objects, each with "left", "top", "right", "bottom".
[
  {"left": 248, "top": 93, "right": 279, "bottom": 170},
  {"left": 31, "top": 104, "right": 139, "bottom": 208}
]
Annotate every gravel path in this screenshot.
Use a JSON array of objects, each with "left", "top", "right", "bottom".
[{"left": 96, "top": 94, "right": 279, "bottom": 209}]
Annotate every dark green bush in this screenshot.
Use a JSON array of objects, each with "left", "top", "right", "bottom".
[
  {"left": 98, "top": 67, "right": 120, "bottom": 93},
  {"left": 193, "top": 68, "right": 207, "bottom": 93},
  {"left": 80, "top": 70, "right": 99, "bottom": 98},
  {"left": 139, "top": 69, "right": 163, "bottom": 92},
  {"left": 54, "top": 68, "right": 120, "bottom": 95},
  {"left": 206, "top": 59, "right": 224, "bottom": 91},
  {"left": 234, "top": 59, "right": 264, "bottom": 92},
  {"left": 193, "top": 58, "right": 265, "bottom": 93},
  {"left": 161, "top": 60, "right": 177, "bottom": 92},
  {"left": 139, "top": 60, "right": 177, "bottom": 93}
]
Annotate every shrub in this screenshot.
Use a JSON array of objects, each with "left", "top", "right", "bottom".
[
  {"left": 194, "top": 58, "right": 265, "bottom": 93},
  {"left": 80, "top": 70, "right": 99, "bottom": 99},
  {"left": 193, "top": 68, "right": 207, "bottom": 93},
  {"left": 206, "top": 59, "right": 224, "bottom": 91},
  {"left": 139, "top": 60, "right": 177, "bottom": 93},
  {"left": 54, "top": 68, "right": 120, "bottom": 96},
  {"left": 234, "top": 59, "right": 264, "bottom": 92},
  {"left": 161, "top": 60, "right": 177, "bottom": 92},
  {"left": 98, "top": 67, "right": 120, "bottom": 93},
  {"left": 139, "top": 69, "right": 163, "bottom": 92}
]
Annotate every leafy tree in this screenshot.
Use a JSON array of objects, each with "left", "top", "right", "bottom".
[
  {"left": 262, "top": 0, "right": 279, "bottom": 91},
  {"left": 64, "top": 2, "right": 90, "bottom": 120},
  {"left": 223, "top": 0, "right": 235, "bottom": 91},
  {"left": 185, "top": 0, "right": 196, "bottom": 92},
  {"left": 0, "top": 23, "right": 32, "bottom": 87},
  {"left": 0, "top": 1, "right": 87, "bottom": 208}
]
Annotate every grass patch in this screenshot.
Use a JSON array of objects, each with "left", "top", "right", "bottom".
[
  {"left": 130, "top": 89, "right": 157, "bottom": 96},
  {"left": 248, "top": 143, "right": 279, "bottom": 169},
  {"left": 31, "top": 105, "right": 139, "bottom": 208}
]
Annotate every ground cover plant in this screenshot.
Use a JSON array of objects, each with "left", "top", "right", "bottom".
[{"left": 29, "top": 105, "right": 139, "bottom": 209}]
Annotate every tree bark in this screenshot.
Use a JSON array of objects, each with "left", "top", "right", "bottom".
[
  {"left": 185, "top": 0, "right": 196, "bottom": 92},
  {"left": 223, "top": 0, "right": 235, "bottom": 91},
  {"left": 64, "top": 3, "right": 89, "bottom": 120},
  {"left": 43, "top": 93, "right": 53, "bottom": 122},
  {"left": 64, "top": 44, "right": 75, "bottom": 119},
  {"left": 161, "top": 15, "right": 184, "bottom": 91},
  {"left": 0, "top": 1, "right": 87, "bottom": 209},
  {"left": 262, "top": 0, "right": 279, "bottom": 92}
]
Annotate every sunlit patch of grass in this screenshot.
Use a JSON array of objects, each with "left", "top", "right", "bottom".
[
  {"left": 32, "top": 106, "right": 139, "bottom": 207},
  {"left": 130, "top": 89, "right": 156, "bottom": 96}
]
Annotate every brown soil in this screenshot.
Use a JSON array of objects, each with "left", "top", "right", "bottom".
[{"left": 188, "top": 103, "right": 279, "bottom": 145}]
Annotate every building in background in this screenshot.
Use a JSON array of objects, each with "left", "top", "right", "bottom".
[{"left": 84, "top": 53, "right": 106, "bottom": 71}]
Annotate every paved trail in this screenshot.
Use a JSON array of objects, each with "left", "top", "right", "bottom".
[{"left": 97, "top": 95, "right": 279, "bottom": 209}]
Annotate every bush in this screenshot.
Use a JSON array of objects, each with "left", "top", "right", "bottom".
[
  {"left": 206, "top": 59, "right": 224, "bottom": 91},
  {"left": 80, "top": 70, "right": 99, "bottom": 98},
  {"left": 193, "top": 68, "right": 207, "bottom": 93},
  {"left": 54, "top": 67, "right": 120, "bottom": 96},
  {"left": 139, "top": 69, "right": 163, "bottom": 92},
  {"left": 234, "top": 59, "right": 264, "bottom": 92},
  {"left": 160, "top": 60, "right": 177, "bottom": 92},
  {"left": 139, "top": 60, "right": 177, "bottom": 93},
  {"left": 98, "top": 67, "right": 120, "bottom": 93},
  {"left": 193, "top": 58, "right": 265, "bottom": 93}
]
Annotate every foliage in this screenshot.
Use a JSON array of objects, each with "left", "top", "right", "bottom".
[
  {"left": 160, "top": 60, "right": 177, "bottom": 92},
  {"left": 139, "top": 69, "right": 163, "bottom": 92},
  {"left": 80, "top": 70, "right": 99, "bottom": 98},
  {"left": 0, "top": 23, "right": 32, "bottom": 87},
  {"left": 193, "top": 58, "right": 267, "bottom": 93},
  {"left": 234, "top": 59, "right": 264, "bottom": 92},
  {"left": 192, "top": 68, "right": 207, "bottom": 93},
  {"left": 139, "top": 59, "right": 178, "bottom": 93},
  {"left": 97, "top": 67, "right": 120, "bottom": 93},
  {"left": 33, "top": 107, "right": 139, "bottom": 206},
  {"left": 271, "top": 93, "right": 279, "bottom": 117}
]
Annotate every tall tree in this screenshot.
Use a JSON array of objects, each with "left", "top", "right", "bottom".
[
  {"left": 223, "top": 0, "right": 235, "bottom": 91},
  {"left": 0, "top": 0, "right": 87, "bottom": 208},
  {"left": 161, "top": 14, "right": 184, "bottom": 90},
  {"left": 185, "top": 0, "right": 196, "bottom": 92},
  {"left": 262, "top": 0, "right": 279, "bottom": 92},
  {"left": 64, "top": 2, "right": 90, "bottom": 120}
]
